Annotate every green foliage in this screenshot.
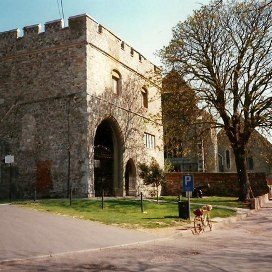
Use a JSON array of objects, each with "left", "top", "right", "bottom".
[
  {"left": 138, "top": 158, "right": 167, "bottom": 203},
  {"left": 138, "top": 157, "right": 165, "bottom": 188},
  {"left": 164, "top": 159, "right": 174, "bottom": 173},
  {"left": 160, "top": 196, "right": 249, "bottom": 209}
]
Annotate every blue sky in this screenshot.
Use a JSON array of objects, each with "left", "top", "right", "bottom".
[{"left": 0, "top": 0, "right": 210, "bottom": 65}]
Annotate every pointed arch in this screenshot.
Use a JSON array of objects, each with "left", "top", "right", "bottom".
[
  {"left": 93, "top": 116, "right": 124, "bottom": 196},
  {"left": 125, "top": 158, "right": 137, "bottom": 196}
]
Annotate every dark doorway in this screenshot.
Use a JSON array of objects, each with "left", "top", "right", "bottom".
[
  {"left": 36, "top": 160, "right": 53, "bottom": 197},
  {"left": 94, "top": 119, "right": 122, "bottom": 197},
  {"left": 125, "top": 159, "right": 136, "bottom": 196}
]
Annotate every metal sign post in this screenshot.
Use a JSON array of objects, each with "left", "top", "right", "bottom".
[
  {"left": 5, "top": 155, "right": 14, "bottom": 201},
  {"left": 182, "top": 175, "right": 194, "bottom": 220}
]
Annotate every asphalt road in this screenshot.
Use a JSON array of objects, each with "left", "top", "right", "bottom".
[
  {"left": 0, "top": 204, "right": 157, "bottom": 262},
  {"left": 1, "top": 202, "right": 272, "bottom": 271}
]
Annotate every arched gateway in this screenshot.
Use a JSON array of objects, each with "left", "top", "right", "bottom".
[{"left": 93, "top": 118, "right": 123, "bottom": 196}]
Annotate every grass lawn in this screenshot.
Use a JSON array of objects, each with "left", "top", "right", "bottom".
[
  {"left": 13, "top": 197, "right": 237, "bottom": 229},
  {"left": 160, "top": 196, "right": 249, "bottom": 208}
]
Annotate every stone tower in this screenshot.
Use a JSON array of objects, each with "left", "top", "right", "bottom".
[{"left": 0, "top": 14, "right": 164, "bottom": 199}]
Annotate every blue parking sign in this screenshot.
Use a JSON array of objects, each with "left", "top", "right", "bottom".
[{"left": 182, "top": 175, "right": 194, "bottom": 192}]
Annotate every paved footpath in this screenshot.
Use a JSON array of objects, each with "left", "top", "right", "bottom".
[
  {"left": 1, "top": 202, "right": 272, "bottom": 271},
  {"left": 0, "top": 204, "right": 158, "bottom": 262}
]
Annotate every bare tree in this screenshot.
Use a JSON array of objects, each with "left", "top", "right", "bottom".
[{"left": 160, "top": 0, "right": 272, "bottom": 201}]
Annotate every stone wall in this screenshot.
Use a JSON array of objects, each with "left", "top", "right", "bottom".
[
  {"left": 0, "top": 16, "right": 89, "bottom": 198},
  {"left": 163, "top": 172, "right": 268, "bottom": 197},
  {"left": 250, "top": 193, "right": 269, "bottom": 210},
  {"left": 217, "top": 130, "right": 272, "bottom": 175}
]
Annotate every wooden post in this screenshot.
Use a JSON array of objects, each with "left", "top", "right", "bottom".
[
  {"left": 9, "top": 163, "right": 12, "bottom": 201},
  {"left": 141, "top": 192, "right": 144, "bottom": 213},
  {"left": 69, "top": 185, "right": 72, "bottom": 206},
  {"left": 101, "top": 189, "right": 104, "bottom": 209},
  {"left": 188, "top": 192, "right": 191, "bottom": 221},
  {"left": 34, "top": 187, "right": 36, "bottom": 202}
]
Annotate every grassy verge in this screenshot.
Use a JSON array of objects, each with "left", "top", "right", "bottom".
[
  {"left": 14, "top": 197, "right": 237, "bottom": 229},
  {"left": 160, "top": 196, "right": 249, "bottom": 208}
]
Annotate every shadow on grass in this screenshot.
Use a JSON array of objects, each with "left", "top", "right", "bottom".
[
  {"left": 195, "top": 199, "right": 238, "bottom": 203},
  {"left": 143, "top": 216, "right": 181, "bottom": 220}
]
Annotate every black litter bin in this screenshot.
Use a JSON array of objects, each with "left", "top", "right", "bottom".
[{"left": 178, "top": 200, "right": 189, "bottom": 219}]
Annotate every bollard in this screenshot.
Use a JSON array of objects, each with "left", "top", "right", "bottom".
[
  {"left": 9, "top": 164, "right": 12, "bottom": 201},
  {"left": 101, "top": 189, "right": 104, "bottom": 209},
  {"left": 69, "top": 186, "right": 72, "bottom": 206}
]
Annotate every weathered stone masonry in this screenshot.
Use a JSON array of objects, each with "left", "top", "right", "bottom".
[{"left": 0, "top": 15, "right": 164, "bottom": 199}]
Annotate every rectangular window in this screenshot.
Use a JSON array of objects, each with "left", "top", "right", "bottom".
[
  {"left": 112, "top": 77, "right": 118, "bottom": 94},
  {"left": 141, "top": 88, "right": 148, "bottom": 108},
  {"left": 226, "top": 150, "right": 230, "bottom": 169},
  {"left": 144, "top": 133, "right": 155, "bottom": 149}
]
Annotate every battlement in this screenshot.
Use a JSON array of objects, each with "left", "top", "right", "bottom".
[
  {"left": 83, "top": 14, "right": 161, "bottom": 73},
  {"left": 0, "top": 28, "right": 20, "bottom": 40},
  {"left": 23, "top": 24, "right": 41, "bottom": 36},
  {"left": 0, "top": 14, "right": 87, "bottom": 45},
  {"left": 44, "top": 19, "right": 64, "bottom": 32},
  {"left": 0, "top": 14, "right": 160, "bottom": 73}
]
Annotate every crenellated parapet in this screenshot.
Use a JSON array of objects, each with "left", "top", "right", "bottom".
[
  {"left": 0, "top": 14, "right": 160, "bottom": 73},
  {"left": 44, "top": 19, "right": 64, "bottom": 33},
  {"left": 0, "top": 14, "right": 88, "bottom": 57},
  {"left": 0, "top": 28, "right": 20, "bottom": 48},
  {"left": 0, "top": 14, "right": 87, "bottom": 39},
  {"left": 84, "top": 15, "right": 160, "bottom": 73},
  {"left": 23, "top": 24, "right": 41, "bottom": 36},
  {"left": 0, "top": 28, "right": 20, "bottom": 40}
]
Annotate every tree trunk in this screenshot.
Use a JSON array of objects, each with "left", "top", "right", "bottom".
[{"left": 233, "top": 146, "right": 251, "bottom": 201}]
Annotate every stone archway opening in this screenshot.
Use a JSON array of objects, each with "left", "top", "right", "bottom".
[
  {"left": 125, "top": 159, "right": 136, "bottom": 196},
  {"left": 94, "top": 118, "right": 123, "bottom": 197}
]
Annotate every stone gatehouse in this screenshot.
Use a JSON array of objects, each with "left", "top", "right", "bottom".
[{"left": 0, "top": 14, "right": 164, "bottom": 199}]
